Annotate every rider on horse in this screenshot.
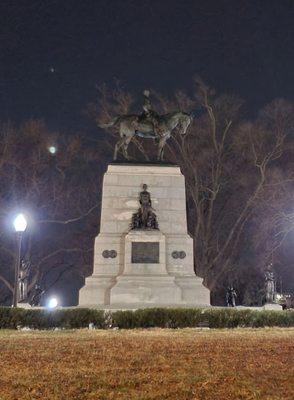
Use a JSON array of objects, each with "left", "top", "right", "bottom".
[
  {"left": 140, "top": 90, "right": 163, "bottom": 139},
  {"left": 98, "top": 91, "right": 193, "bottom": 161}
]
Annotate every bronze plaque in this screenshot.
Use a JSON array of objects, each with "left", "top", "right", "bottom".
[{"left": 132, "top": 242, "right": 159, "bottom": 263}]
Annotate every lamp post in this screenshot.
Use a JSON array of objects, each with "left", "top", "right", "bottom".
[{"left": 12, "top": 214, "right": 27, "bottom": 307}]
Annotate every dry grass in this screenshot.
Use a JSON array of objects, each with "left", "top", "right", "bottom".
[{"left": 0, "top": 328, "right": 293, "bottom": 400}]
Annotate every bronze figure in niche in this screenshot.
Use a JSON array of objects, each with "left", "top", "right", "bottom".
[{"left": 131, "top": 184, "right": 159, "bottom": 230}]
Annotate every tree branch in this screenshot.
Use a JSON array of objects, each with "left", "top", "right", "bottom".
[{"left": 38, "top": 203, "right": 99, "bottom": 225}]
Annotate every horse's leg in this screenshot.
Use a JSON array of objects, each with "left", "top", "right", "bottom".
[
  {"left": 114, "top": 136, "right": 127, "bottom": 160},
  {"left": 160, "top": 144, "right": 165, "bottom": 161},
  {"left": 114, "top": 141, "right": 120, "bottom": 160},
  {"left": 122, "top": 135, "right": 133, "bottom": 160},
  {"left": 114, "top": 125, "right": 124, "bottom": 160},
  {"left": 157, "top": 137, "right": 166, "bottom": 161},
  {"left": 122, "top": 137, "right": 128, "bottom": 159},
  {"left": 157, "top": 141, "right": 162, "bottom": 161}
]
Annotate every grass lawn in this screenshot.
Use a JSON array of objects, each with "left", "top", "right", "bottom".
[{"left": 0, "top": 328, "right": 293, "bottom": 400}]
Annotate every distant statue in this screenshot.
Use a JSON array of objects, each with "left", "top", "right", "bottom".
[
  {"left": 30, "top": 284, "right": 45, "bottom": 307},
  {"left": 226, "top": 286, "right": 237, "bottom": 307},
  {"left": 131, "top": 184, "right": 158, "bottom": 230},
  {"left": 98, "top": 90, "right": 194, "bottom": 161},
  {"left": 18, "top": 259, "right": 30, "bottom": 302},
  {"left": 265, "top": 269, "right": 275, "bottom": 304}
]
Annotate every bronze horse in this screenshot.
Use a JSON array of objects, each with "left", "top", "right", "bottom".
[{"left": 99, "top": 111, "right": 193, "bottom": 161}]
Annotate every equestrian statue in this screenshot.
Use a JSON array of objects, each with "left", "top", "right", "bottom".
[{"left": 98, "top": 90, "right": 194, "bottom": 161}]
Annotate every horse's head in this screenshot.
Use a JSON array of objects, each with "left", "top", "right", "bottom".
[{"left": 178, "top": 112, "right": 194, "bottom": 135}]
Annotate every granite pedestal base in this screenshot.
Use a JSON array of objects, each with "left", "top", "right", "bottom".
[
  {"left": 263, "top": 303, "right": 283, "bottom": 311},
  {"left": 79, "top": 164, "right": 210, "bottom": 308}
]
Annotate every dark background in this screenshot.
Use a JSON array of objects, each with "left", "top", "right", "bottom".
[
  {"left": 0, "top": 0, "right": 293, "bottom": 306},
  {"left": 0, "top": 0, "right": 293, "bottom": 129}
]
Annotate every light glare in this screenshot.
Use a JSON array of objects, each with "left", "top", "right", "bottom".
[
  {"left": 48, "top": 146, "right": 57, "bottom": 154},
  {"left": 13, "top": 214, "right": 27, "bottom": 232},
  {"left": 48, "top": 297, "right": 58, "bottom": 309}
]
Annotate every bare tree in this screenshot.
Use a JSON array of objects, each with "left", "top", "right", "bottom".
[
  {"left": 173, "top": 83, "right": 293, "bottom": 292},
  {"left": 0, "top": 120, "right": 105, "bottom": 304}
]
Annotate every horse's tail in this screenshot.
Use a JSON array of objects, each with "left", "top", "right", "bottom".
[{"left": 98, "top": 116, "right": 120, "bottom": 128}]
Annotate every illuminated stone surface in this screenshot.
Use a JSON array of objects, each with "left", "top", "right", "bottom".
[{"left": 79, "top": 164, "right": 210, "bottom": 308}]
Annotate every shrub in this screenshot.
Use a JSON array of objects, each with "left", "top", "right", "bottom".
[
  {"left": 111, "top": 308, "right": 204, "bottom": 329},
  {"left": 250, "top": 310, "right": 294, "bottom": 328},
  {"left": 0, "top": 307, "right": 105, "bottom": 329},
  {"left": 0, "top": 306, "right": 293, "bottom": 330},
  {"left": 201, "top": 309, "right": 254, "bottom": 328}
]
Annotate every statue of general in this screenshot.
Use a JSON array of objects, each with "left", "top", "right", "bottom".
[
  {"left": 18, "top": 259, "right": 30, "bottom": 302},
  {"left": 98, "top": 90, "right": 194, "bottom": 161},
  {"left": 131, "top": 184, "right": 158, "bottom": 230},
  {"left": 265, "top": 270, "right": 275, "bottom": 304}
]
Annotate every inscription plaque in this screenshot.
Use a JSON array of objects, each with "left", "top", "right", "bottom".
[{"left": 132, "top": 242, "right": 159, "bottom": 264}]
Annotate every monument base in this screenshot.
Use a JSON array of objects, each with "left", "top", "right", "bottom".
[
  {"left": 79, "top": 164, "right": 211, "bottom": 308},
  {"left": 263, "top": 303, "right": 283, "bottom": 311},
  {"left": 17, "top": 302, "right": 32, "bottom": 308},
  {"left": 110, "top": 276, "right": 182, "bottom": 306},
  {"left": 79, "top": 276, "right": 116, "bottom": 306}
]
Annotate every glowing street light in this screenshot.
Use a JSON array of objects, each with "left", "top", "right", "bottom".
[
  {"left": 13, "top": 214, "right": 27, "bottom": 232},
  {"left": 12, "top": 214, "right": 27, "bottom": 307},
  {"left": 48, "top": 146, "right": 57, "bottom": 154},
  {"left": 47, "top": 297, "right": 58, "bottom": 309}
]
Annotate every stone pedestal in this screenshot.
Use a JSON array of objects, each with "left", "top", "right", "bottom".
[
  {"left": 17, "top": 302, "right": 31, "bottom": 309},
  {"left": 110, "top": 230, "right": 182, "bottom": 305},
  {"left": 263, "top": 303, "right": 283, "bottom": 311},
  {"left": 79, "top": 164, "right": 210, "bottom": 308}
]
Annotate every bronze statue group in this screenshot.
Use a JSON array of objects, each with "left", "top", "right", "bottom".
[{"left": 98, "top": 90, "right": 194, "bottom": 161}]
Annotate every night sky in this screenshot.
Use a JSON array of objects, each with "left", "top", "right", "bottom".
[{"left": 0, "top": 0, "right": 293, "bottom": 130}]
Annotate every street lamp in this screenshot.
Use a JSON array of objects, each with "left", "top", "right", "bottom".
[
  {"left": 47, "top": 297, "right": 58, "bottom": 309},
  {"left": 12, "top": 214, "right": 27, "bottom": 307},
  {"left": 48, "top": 146, "right": 57, "bottom": 154}
]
